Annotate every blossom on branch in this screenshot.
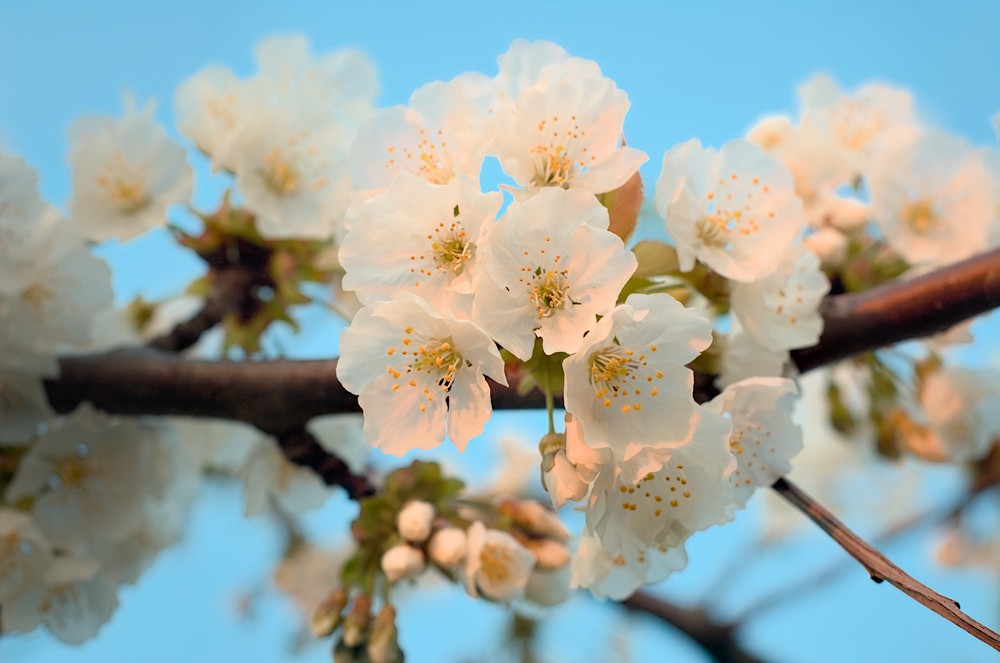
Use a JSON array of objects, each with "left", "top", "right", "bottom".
[{"left": 337, "top": 294, "right": 506, "bottom": 454}]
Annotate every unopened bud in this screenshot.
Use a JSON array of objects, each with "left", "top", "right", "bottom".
[
  {"left": 427, "top": 527, "right": 467, "bottom": 567},
  {"left": 396, "top": 499, "right": 435, "bottom": 543},
  {"left": 509, "top": 500, "right": 569, "bottom": 541},
  {"left": 381, "top": 544, "right": 426, "bottom": 583},
  {"left": 342, "top": 594, "right": 373, "bottom": 648},
  {"left": 366, "top": 604, "right": 402, "bottom": 663},
  {"left": 522, "top": 537, "right": 571, "bottom": 570},
  {"left": 541, "top": 449, "right": 589, "bottom": 509},
  {"left": 311, "top": 586, "right": 349, "bottom": 637}
]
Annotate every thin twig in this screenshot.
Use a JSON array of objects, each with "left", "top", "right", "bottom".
[
  {"left": 771, "top": 477, "right": 1000, "bottom": 652},
  {"left": 621, "top": 592, "right": 764, "bottom": 663}
]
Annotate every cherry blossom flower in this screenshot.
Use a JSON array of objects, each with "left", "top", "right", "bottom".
[
  {"left": 705, "top": 377, "right": 802, "bottom": 506},
  {"left": 573, "top": 417, "right": 734, "bottom": 598},
  {"left": 730, "top": 243, "right": 829, "bottom": 351},
  {"left": 472, "top": 187, "right": 636, "bottom": 360},
  {"left": 0, "top": 154, "right": 59, "bottom": 295},
  {"left": 717, "top": 322, "right": 790, "bottom": 388},
  {"left": 867, "top": 130, "right": 999, "bottom": 266},
  {"left": 464, "top": 521, "right": 536, "bottom": 603},
  {"left": 0, "top": 371, "right": 53, "bottom": 444},
  {"left": 492, "top": 73, "right": 646, "bottom": 196},
  {"left": 337, "top": 294, "right": 506, "bottom": 455},
  {"left": 493, "top": 39, "right": 603, "bottom": 104},
  {"left": 67, "top": 98, "right": 192, "bottom": 242},
  {"left": 350, "top": 76, "right": 493, "bottom": 191},
  {"left": 229, "top": 105, "right": 353, "bottom": 239},
  {"left": 655, "top": 138, "right": 807, "bottom": 282},
  {"left": 1, "top": 557, "right": 118, "bottom": 644},
  {"left": 561, "top": 293, "right": 716, "bottom": 481},
  {"left": 340, "top": 173, "right": 502, "bottom": 316},
  {"left": 912, "top": 367, "right": 1000, "bottom": 463},
  {"left": 0, "top": 231, "right": 113, "bottom": 375},
  {"left": 174, "top": 65, "right": 258, "bottom": 171},
  {"left": 798, "top": 74, "right": 920, "bottom": 170},
  {"left": 3, "top": 407, "right": 168, "bottom": 551},
  {"left": 571, "top": 530, "right": 687, "bottom": 601},
  {"left": 0, "top": 509, "right": 51, "bottom": 604}
]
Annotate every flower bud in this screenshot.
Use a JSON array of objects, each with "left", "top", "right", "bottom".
[
  {"left": 341, "top": 594, "right": 372, "bottom": 648},
  {"left": 427, "top": 527, "right": 467, "bottom": 567},
  {"left": 522, "top": 537, "right": 571, "bottom": 570},
  {"left": 366, "top": 604, "right": 403, "bottom": 663},
  {"left": 380, "top": 544, "right": 426, "bottom": 583},
  {"left": 396, "top": 499, "right": 435, "bottom": 543},
  {"left": 311, "top": 586, "right": 349, "bottom": 637},
  {"left": 541, "top": 449, "right": 589, "bottom": 509},
  {"left": 507, "top": 500, "right": 569, "bottom": 541}
]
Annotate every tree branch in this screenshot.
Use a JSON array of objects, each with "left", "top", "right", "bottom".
[
  {"left": 147, "top": 265, "right": 254, "bottom": 353},
  {"left": 771, "top": 477, "right": 1000, "bottom": 652},
  {"left": 621, "top": 591, "right": 764, "bottom": 663},
  {"left": 791, "top": 248, "right": 1000, "bottom": 372}
]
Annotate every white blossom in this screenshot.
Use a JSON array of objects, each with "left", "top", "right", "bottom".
[
  {"left": 0, "top": 509, "right": 51, "bottom": 603},
  {"left": 0, "top": 154, "right": 59, "bottom": 295},
  {"left": 492, "top": 72, "right": 646, "bottom": 195},
  {"left": 1, "top": 557, "right": 118, "bottom": 644},
  {"left": 68, "top": 98, "right": 192, "bottom": 241},
  {"left": 913, "top": 367, "right": 1000, "bottom": 463},
  {"left": 730, "top": 243, "right": 829, "bottom": 351},
  {"left": 473, "top": 187, "right": 636, "bottom": 360},
  {"left": 229, "top": 104, "right": 353, "bottom": 239},
  {"left": 0, "top": 371, "right": 53, "bottom": 444},
  {"left": 340, "top": 173, "right": 502, "bottom": 316},
  {"left": 562, "top": 293, "right": 716, "bottom": 481},
  {"left": 717, "top": 322, "right": 790, "bottom": 388},
  {"left": 4, "top": 407, "right": 164, "bottom": 551},
  {"left": 656, "top": 138, "right": 807, "bottom": 282},
  {"left": 867, "top": 130, "right": 999, "bottom": 266},
  {"left": 571, "top": 530, "right": 687, "bottom": 601},
  {"left": 174, "top": 65, "right": 258, "bottom": 171},
  {"left": 464, "top": 521, "right": 536, "bottom": 603},
  {"left": 350, "top": 76, "right": 492, "bottom": 191},
  {"left": 337, "top": 294, "right": 506, "bottom": 455},
  {"left": 706, "top": 377, "right": 802, "bottom": 506}
]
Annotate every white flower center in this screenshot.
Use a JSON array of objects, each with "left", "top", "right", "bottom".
[
  {"left": 526, "top": 267, "right": 571, "bottom": 318},
  {"left": 386, "top": 129, "right": 455, "bottom": 185},
  {"left": 695, "top": 178, "right": 769, "bottom": 248},
  {"left": 529, "top": 114, "right": 591, "bottom": 188},
  {"left": 96, "top": 152, "right": 150, "bottom": 214},
  {"left": 588, "top": 343, "right": 663, "bottom": 413},
  {"left": 902, "top": 197, "right": 939, "bottom": 234},
  {"left": 386, "top": 329, "right": 466, "bottom": 412},
  {"left": 829, "top": 101, "right": 884, "bottom": 152},
  {"left": 429, "top": 219, "right": 474, "bottom": 276},
  {"left": 259, "top": 130, "right": 330, "bottom": 197},
  {"left": 479, "top": 543, "right": 515, "bottom": 584}
]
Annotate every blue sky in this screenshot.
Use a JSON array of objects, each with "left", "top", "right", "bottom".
[{"left": 0, "top": 1, "right": 998, "bottom": 661}]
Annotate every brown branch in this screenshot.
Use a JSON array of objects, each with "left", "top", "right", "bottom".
[
  {"left": 277, "top": 426, "right": 375, "bottom": 499},
  {"left": 621, "top": 591, "right": 764, "bottom": 663},
  {"left": 147, "top": 266, "right": 254, "bottom": 353},
  {"left": 791, "top": 247, "right": 1000, "bottom": 372},
  {"left": 771, "top": 477, "right": 1000, "bottom": 652}
]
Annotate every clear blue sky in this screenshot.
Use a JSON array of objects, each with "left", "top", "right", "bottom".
[{"left": 0, "top": 1, "right": 998, "bottom": 661}]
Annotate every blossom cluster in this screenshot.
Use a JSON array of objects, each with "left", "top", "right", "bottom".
[
  {"left": 333, "top": 40, "right": 819, "bottom": 600},
  {"left": 1, "top": 32, "right": 999, "bottom": 648}
]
